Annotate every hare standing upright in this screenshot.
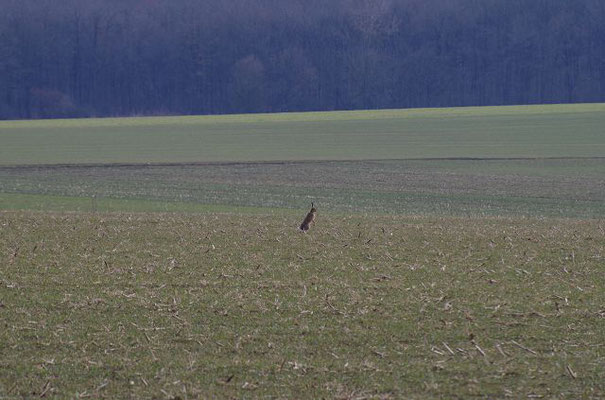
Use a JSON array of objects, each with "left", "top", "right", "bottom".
[{"left": 299, "top": 203, "right": 317, "bottom": 232}]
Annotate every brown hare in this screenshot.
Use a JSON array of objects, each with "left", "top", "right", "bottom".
[{"left": 299, "top": 202, "right": 317, "bottom": 232}]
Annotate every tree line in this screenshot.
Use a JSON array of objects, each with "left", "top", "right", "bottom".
[{"left": 1, "top": 0, "right": 604, "bottom": 119}]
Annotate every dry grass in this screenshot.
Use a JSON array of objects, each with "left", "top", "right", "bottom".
[{"left": 1, "top": 211, "right": 603, "bottom": 398}]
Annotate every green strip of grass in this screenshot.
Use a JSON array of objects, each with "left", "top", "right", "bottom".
[
  {"left": 2, "top": 103, "right": 604, "bottom": 165},
  {"left": 0, "top": 192, "right": 290, "bottom": 215},
  {"left": 2, "top": 158, "right": 604, "bottom": 218},
  {"left": 2, "top": 103, "right": 604, "bottom": 128}
]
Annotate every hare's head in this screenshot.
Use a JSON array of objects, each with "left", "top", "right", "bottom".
[{"left": 310, "top": 202, "right": 317, "bottom": 213}]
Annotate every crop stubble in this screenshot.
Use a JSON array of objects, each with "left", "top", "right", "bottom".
[{"left": 1, "top": 211, "right": 603, "bottom": 398}]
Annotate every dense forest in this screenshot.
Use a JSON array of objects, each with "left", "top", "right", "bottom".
[{"left": 1, "top": 0, "right": 604, "bottom": 119}]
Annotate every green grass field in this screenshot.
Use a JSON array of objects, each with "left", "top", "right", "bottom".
[
  {"left": 2, "top": 103, "right": 605, "bottom": 165},
  {"left": 1, "top": 104, "right": 604, "bottom": 398},
  {"left": 1, "top": 158, "right": 605, "bottom": 218}
]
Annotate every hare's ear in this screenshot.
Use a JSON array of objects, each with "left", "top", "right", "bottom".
[{"left": 311, "top": 202, "right": 314, "bottom": 208}]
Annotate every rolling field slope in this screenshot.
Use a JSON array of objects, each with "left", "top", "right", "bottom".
[
  {"left": 1, "top": 103, "right": 605, "bottom": 165},
  {"left": 1, "top": 103, "right": 605, "bottom": 216}
]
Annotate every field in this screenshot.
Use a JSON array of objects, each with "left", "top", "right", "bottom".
[
  {"left": 1, "top": 104, "right": 604, "bottom": 398},
  {"left": 1, "top": 104, "right": 605, "bottom": 166},
  {"left": 2, "top": 212, "right": 604, "bottom": 399},
  {"left": 1, "top": 158, "right": 605, "bottom": 218}
]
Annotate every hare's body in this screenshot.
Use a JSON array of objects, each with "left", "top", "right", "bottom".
[{"left": 299, "top": 204, "right": 317, "bottom": 232}]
